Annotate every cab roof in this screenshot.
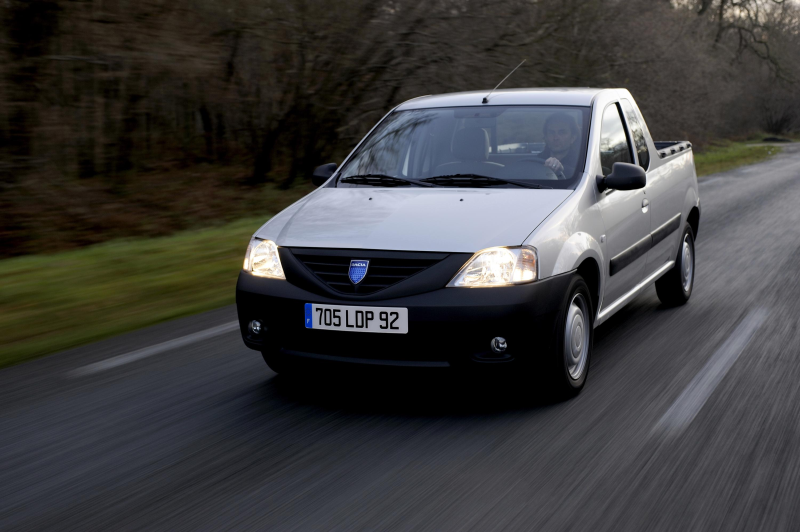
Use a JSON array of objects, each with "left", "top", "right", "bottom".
[{"left": 395, "top": 88, "right": 613, "bottom": 110}]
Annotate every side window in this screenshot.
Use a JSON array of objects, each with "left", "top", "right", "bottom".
[
  {"left": 620, "top": 99, "right": 650, "bottom": 170},
  {"left": 599, "top": 103, "right": 633, "bottom": 177}
]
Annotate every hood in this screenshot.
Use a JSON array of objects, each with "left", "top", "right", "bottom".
[{"left": 256, "top": 187, "right": 572, "bottom": 253}]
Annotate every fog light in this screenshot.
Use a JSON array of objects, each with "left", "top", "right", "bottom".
[
  {"left": 249, "top": 320, "right": 263, "bottom": 335},
  {"left": 490, "top": 337, "right": 507, "bottom": 354}
]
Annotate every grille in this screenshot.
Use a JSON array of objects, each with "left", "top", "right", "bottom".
[{"left": 291, "top": 250, "right": 444, "bottom": 295}]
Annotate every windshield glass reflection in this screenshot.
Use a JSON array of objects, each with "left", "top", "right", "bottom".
[{"left": 337, "top": 106, "right": 591, "bottom": 189}]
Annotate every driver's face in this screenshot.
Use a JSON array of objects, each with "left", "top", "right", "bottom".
[{"left": 545, "top": 119, "right": 576, "bottom": 153}]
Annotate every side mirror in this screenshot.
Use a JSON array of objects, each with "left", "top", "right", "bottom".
[
  {"left": 311, "top": 163, "right": 338, "bottom": 186},
  {"left": 597, "top": 162, "right": 646, "bottom": 192}
]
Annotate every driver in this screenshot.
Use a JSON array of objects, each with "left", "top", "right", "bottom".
[{"left": 540, "top": 113, "right": 580, "bottom": 177}]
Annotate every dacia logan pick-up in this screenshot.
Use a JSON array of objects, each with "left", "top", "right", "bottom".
[{"left": 236, "top": 88, "right": 700, "bottom": 396}]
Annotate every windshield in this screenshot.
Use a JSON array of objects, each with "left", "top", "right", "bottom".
[{"left": 336, "top": 106, "right": 590, "bottom": 189}]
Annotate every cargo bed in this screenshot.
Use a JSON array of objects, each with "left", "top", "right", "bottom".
[{"left": 655, "top": 140, "right": 692, "bottom": 159}]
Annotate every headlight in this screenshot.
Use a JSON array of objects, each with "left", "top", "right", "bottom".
[
  {"left": 447, "top": 246, "right": 537, "bottom": 287},
  {"left": 243, "top": 238, "right": 285, "bottom": 279}
]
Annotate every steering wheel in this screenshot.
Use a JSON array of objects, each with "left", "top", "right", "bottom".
[{"left": 506, "top": 157, "right": 565, "bottom": 181}]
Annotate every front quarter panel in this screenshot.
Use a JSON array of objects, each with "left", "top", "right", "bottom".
[{"left": 526, "top": 172, "right": 607, "bottom": 310}]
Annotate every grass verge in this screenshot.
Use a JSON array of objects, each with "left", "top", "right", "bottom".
[
  {"left": 694, "top": 141, "right": 782, "bottom": 177},
  {"left": 0, "top": 217, "right": 267, "bottom": 368}
]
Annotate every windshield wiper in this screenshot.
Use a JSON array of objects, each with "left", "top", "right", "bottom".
[
  {"left": 421, "top": 174, "right": 552, "bottom": 189},
  {"left": 339, "top": 174, "right": 437, "bottom": 187}
]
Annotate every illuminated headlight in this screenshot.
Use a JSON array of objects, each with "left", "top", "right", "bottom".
[
  {"left": 243, "top": 238, "right": 285, "bottom": 279},
  {"left": 447, "top": 246, "right": 537, "bottom": 287}
]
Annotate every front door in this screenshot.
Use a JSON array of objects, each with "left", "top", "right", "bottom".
[
  {"left": 619, "top": 99, "right": 684, "bottom": 276},
  {"left": 596, "top": 102, "right": 651, "bottom": 306}
]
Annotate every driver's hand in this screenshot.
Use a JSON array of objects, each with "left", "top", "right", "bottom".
[{"left": 545, "top": 157, "right": 564, "bottom": 174}]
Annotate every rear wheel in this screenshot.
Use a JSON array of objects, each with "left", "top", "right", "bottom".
[
  {"left": 541, "top": 275, "right": 593, "bottom": 397},
  {"left": 655, "top": 225, "right": 695, "bottom": 306}
]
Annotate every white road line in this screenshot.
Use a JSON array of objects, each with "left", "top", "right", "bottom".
[
  {"left": 741, "top": 166, "right": 762, "bottom": 174},
  {"left": 699, "top": 176, "right": 726, "bottom": 186},
  {"left": 774, "top": 160, "right": 800, "bottom": 172},
  {"left": 653, "top": 308, "right": 769, "bottom": 437},
  {"left": 70, "top": 321, "right": 240, "bottom": 376}
]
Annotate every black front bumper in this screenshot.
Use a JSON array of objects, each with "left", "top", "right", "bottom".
[{"left": 236, "top": 271, "right": 570, "bottom": 368}]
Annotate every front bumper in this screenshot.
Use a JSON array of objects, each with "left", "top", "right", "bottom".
[{"left": 236, "top": 271, "right": 570, "bottom": 368}]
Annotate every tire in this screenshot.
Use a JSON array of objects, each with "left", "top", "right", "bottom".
[
  {"left": 655, "top": 224, "right": 695, "bottom": 307},
  {"left": 542, "top": 274, "right": 594, "bottom": 398}
]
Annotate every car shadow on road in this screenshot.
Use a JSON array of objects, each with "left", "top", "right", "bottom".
[{"left": 258, "top": 366, "right": 564, "bottom": 418}]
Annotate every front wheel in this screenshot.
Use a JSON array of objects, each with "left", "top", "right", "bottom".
[
  {"left": 541, "top": 275, "right": 594, "bottom": 397},
  {"left": 655, "top": 225, "right": 695, "bottom": 307}
]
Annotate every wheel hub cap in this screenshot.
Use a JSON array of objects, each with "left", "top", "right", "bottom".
[
  {"left": 681, "top": 235, "right": 693, "bottom": 292},
  {"left": 564, "top": 294, "right": 589, "bottom": 380}
]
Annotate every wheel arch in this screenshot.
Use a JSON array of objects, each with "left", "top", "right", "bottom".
[
  {"left": 682, "top": 185, "right": 700, "bottom": 240},
  {"left": 549, "top": 231, "right": 605, "bottom": 315},
  {"left": 575, "top": 257, "right": 601, "bottom": 319},
  {"left": 687, "top": 206, "right": 700, "bottom": 239}
]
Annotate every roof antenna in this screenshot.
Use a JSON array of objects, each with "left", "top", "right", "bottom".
[{"left": 482, "top": 59, "right": 526, "bottom": 104}]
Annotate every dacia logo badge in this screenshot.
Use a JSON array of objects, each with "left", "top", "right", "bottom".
[{"left": 348, "top": 260, "right": 369, "bottom": 285}]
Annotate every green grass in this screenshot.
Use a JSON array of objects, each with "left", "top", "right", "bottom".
[
  {"left": 0, "top": 217, "right": 268, "bottom": 368},
  {"left": 694, "top": 141, "right": 783, "bottom": 177}
]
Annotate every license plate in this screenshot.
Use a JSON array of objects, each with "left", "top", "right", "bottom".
[{"left": 304, "top": 303, "right": 408, "bottom": 334}]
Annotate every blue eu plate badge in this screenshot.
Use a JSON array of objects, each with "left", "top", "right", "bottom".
[{"left": 348, "top": 260, "right": 369, "bottom": 285}]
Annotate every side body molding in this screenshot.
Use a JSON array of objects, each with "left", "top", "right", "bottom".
[
  {"left": 609, "top": 213, "right": 681, "bottom": 276},
  {"left": 651, "top": 213, "right": 682, "bottom": 247}
]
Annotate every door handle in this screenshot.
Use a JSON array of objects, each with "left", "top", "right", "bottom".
[{"left": 642, "top": 198, "right": 650, "bottom": 213}]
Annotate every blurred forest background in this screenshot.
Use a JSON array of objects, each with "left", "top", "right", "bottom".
[{"left": 2, "top": 0, "right": 799, "bottom": 257}]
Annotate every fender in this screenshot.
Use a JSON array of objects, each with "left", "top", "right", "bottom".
[
  {"left": 252, "top": 195, "right": 314, "bottom": 243},
  {"left": 682, "top": 185, "right": 700, "bottom": 229},
  {"left": 527, "top": 171, "right": 607, "bottom": 310},
  {"left": 552, "top": 232, "right": 606, "bottom": 310}
]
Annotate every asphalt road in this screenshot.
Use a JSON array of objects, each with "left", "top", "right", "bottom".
[{"left": 3, "top": 145, "right": 800, "bottom": 531}]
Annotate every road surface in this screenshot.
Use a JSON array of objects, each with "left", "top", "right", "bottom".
[{"left": 3, "top": 145, "right": 800, "bottom": 531}]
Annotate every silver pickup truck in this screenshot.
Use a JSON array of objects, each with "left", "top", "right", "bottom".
[{"left": 236, "top": 88, "right": 699, "bottom": 396}]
